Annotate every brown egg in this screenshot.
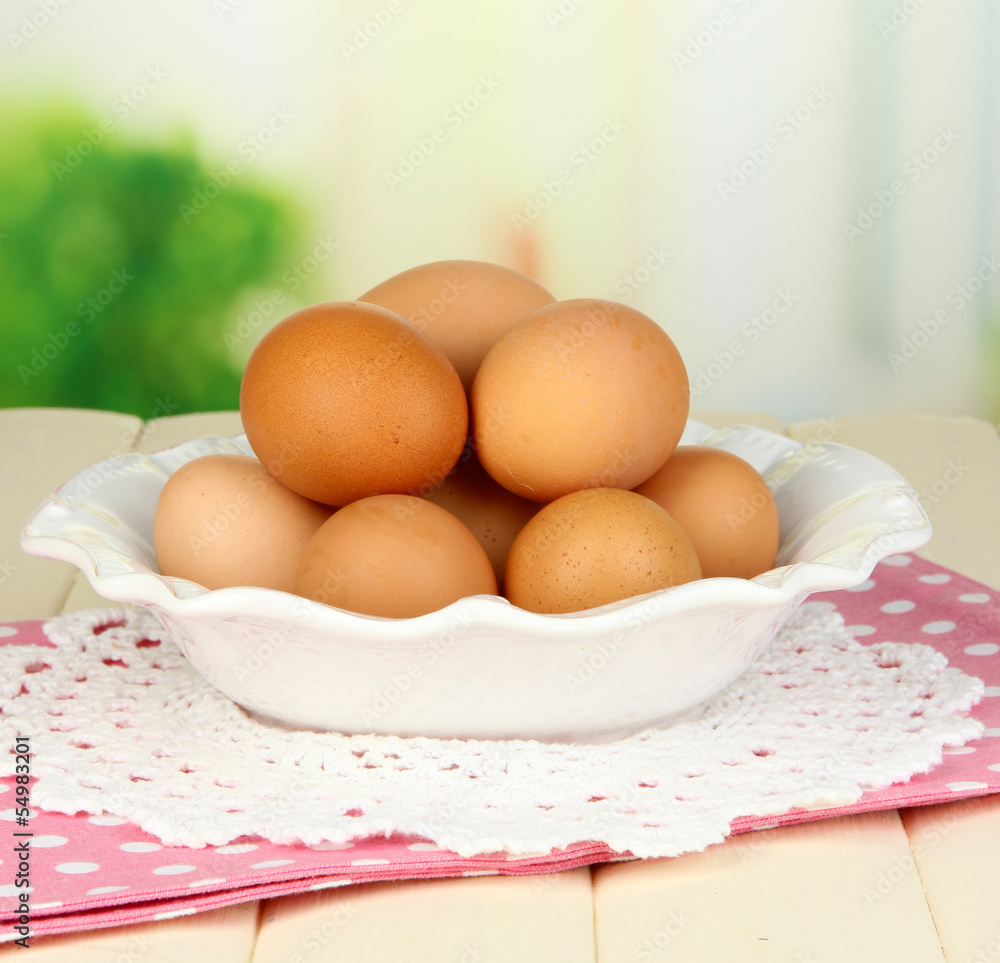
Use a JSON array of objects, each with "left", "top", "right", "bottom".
[
  {"left": 240, "top": 301, "right": 468, "bottom": 506},
  {"left": 504, "top": 488, "right": 702, "bottom": 614},
  {"left": 154, "top": 454, "right": 332, "bottom": 592},
  {"left": 423, "top": 453, "right": 539, "bottom": 586},
  {"left": 358, "top": 260, "right": 556, "bottom": 392},
  {"left": 472, "top": 299, "right": 689, "bottom": 502},
  {"left": 294, "top": 494, "right": 498, "bottom": 618},
  {"left": 635, "top": 445, "right": 779, "bottom": 579}
]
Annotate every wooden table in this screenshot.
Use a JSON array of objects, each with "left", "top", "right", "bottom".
[{"left": 1, "top": 407, "right": 998, "bottom": 962}]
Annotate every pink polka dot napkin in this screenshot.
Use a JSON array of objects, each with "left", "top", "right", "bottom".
[{"left": 1, "top": 553, "right": 998, "bottom": 942}]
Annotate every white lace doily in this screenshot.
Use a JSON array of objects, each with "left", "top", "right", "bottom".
[{"left": 0, "top": 604, "right": 984, "bottom": 859}]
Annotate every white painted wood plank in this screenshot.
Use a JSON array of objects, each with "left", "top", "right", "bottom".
[
  {"left": 594, "top": 812, "right": 945, "bottom": 963},
  {"left": 787, "top": 414, "right": 1000, "bottom": 963},
  {"left": 785, "top": 414, "right": 1000, "bottom": 590},
  {"left": 903, "top": 797, "right": 1000, "bottom": 963},
  {"left": 60, "top": 410, "right": 244, "bottom": 613},
  {"left": 253, "top": 870, "right": 596, "bottom": 963},
  {"left": 0, "top": 408, "right": 143, "bottom": 620},
  {"left": 0, "top": 902, "right": 258, "bottom": 962}
]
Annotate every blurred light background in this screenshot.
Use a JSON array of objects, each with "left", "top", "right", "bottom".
[{"left": 1, "top": 0, "right": 997, "bottom": 423}]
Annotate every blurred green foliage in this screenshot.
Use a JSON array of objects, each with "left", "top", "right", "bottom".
[{"left": 0, "top": 105, "right": 306, "bottom": 417}]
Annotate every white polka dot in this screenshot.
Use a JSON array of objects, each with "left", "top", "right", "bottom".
[
  {"left": 946, "top": 781, "right": 989, "bottom": 792},
  {"left": 151, "top": 864, "right": 197, "bottom": 875},
  {"left": 988, "top": 764, "right": 1000, "bottom": 773},
  {"left": 881, "top": 600, "right": 916, "bottom": 614},
  {"left": 942, "top": 746, "right": 976, "bottom": 754},
  {"left": 965, "top": 643, "right": 1000, "bottom": 656},
  {"left": 0, "top": 808, "right": 35, "bottom": 821},
  {"left": 921, "top": 621, "right": 956, "bottom": 634},
  {"left": 250, "top": 859, "right": 294, "bottom": 869},
  {"left": 0, "top": 785, "right": 8, "bottom": 793},
  {"left": 959, "top": 593, "right": 991, "bottom": 604},
  {"left": 919, "top": 573, "right": 952, "bottom": 584},
  {"left": 55, "top": 862, "right": 100, "bottom": 874},
  {"left": 407, "top": 842, "right": 441, "bottom": 851},
  {"left": 984, "top": 728, "right": 1000, "bottom": 737},
  {"left": 846, "top": 579, "right": 876, "bottom": 593},
  {"left": 309, "top": 879, "right": 351, "bottom": 890},
  {"left": 307, "top": 841, "right": 354, "bottom": 851},
  {"left": 984, "top": 687, "right": 1000, "bottom": 697},
  {"left": 847, "top": 625, "right": 877, "bottom": 637},
  {"left": 154, "top": 909, "right": 195, "bottom": 921},
  {"left": 214, "top": 843, "right": 258, "bottom": 855},
  {"left": 87, "top": 886, "right": 129, "bottom": 895},
  {"left": 188, "top": 878, "right": 226, "bottom": 887},
  {"left": 881, "top": 554, "right": 912, "bottom": 566},
  {"left": 33, "top": 901, "right": 62, "bottom": 910},
  {"left": 29, "top": 836, "right": 68, "bottom": 848},
  {"left": 119, "top": 842, "right": 161, "bottom": 853},
  {"left": 0, "top": 884, "right": 28, "bottom": 898},
  {"left": 350, "top": 858, "right": 390, "bottom": 866},
  {"left": 0, "top": 627, "right": 18, "bottom": 638},
  {"left": 88, "top": 815, "right": 128, "bottom": 826}
]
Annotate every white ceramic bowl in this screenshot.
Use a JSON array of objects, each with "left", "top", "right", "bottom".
[{"left": 21, "top": 420, "right": 931, "bottom": 742}]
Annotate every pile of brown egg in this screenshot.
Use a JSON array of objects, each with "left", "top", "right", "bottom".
[{"left": 154, "top": 260, "right": 778, "bottom": 617}]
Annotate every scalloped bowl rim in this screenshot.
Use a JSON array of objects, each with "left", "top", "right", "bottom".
[{"left": 21, "top": 420, "right": 933, "bottom": 642}]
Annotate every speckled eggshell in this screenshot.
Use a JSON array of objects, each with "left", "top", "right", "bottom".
[
  {"left": 472, "top": 298, "right": 689, "bottom": 502},
  {"left": 504, "top": 487, "right": 702, "bottom": 614},
  {"left": 358, "top": 260, "right": 556, "bottom": 392},
  {"left": 240, "top": 301, "right": 468, "bottom": 507},
  {"left": 294, "top": 494, "right": 498, "bottom": 618},
  {"left": 635, "top": 445, "right": 780, "bottom": 580},
  {"left": 154, "top": 453, "right": 332, "bottom": 592}
]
